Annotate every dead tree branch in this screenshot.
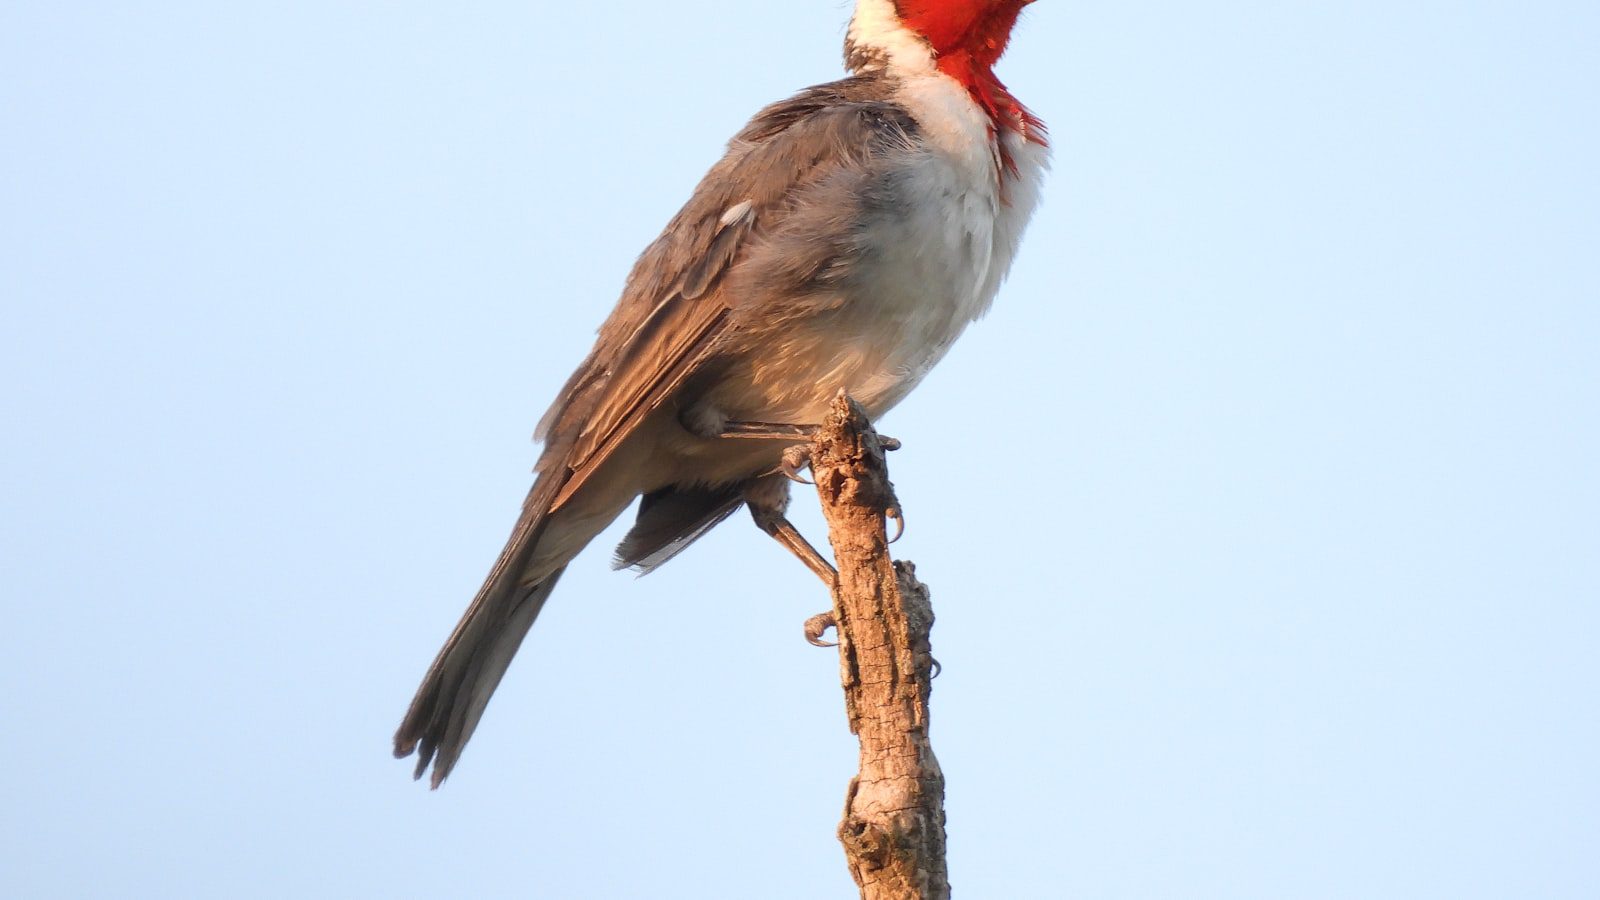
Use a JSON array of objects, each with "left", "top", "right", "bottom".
[{"left": 808, "top": 393, "right": 948, "bottom": 900}]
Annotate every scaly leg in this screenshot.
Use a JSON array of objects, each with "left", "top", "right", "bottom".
[
  {"left": 743, "top": 476, "right": 835, "bottom": 587},
  {"left": 718, "top": 421, "right": 815, "bottom": 441},
  {"left": 742, "top": 475, "right": 839, "bottom": 647},
  {"left": 718, "top": 420, "right": 901, "bottom": 452}
]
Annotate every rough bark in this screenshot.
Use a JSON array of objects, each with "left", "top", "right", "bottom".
[{"left": 808, "top": 393, "right": 948, "bottom": 900}]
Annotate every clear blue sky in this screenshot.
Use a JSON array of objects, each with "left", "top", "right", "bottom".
[{"left": 4, "top": 2, "right": 1597, "bottom": 897}]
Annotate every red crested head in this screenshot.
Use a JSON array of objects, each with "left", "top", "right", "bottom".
[
  {"left": 845, "top": 0, "right": 1046, "bottom": 156},
  {"left": 893, "top": 0, "right": 1035, "bottom": 70}
]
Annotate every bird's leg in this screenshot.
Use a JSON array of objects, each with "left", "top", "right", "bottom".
[
  {"left": 742, "top": 475, "right": 839, "bottom": 647},
  {"left": 700, "top": 419, "right": 817, "bottom": 483},
  {"left": 718, "top": 421, "right": 816, "bottom": 440},
  {"left": 744, "top": 477, "right": 835, "bottom": 586},
  {"left": 720, "top": 420, "right": 902, "bottom": 452}
]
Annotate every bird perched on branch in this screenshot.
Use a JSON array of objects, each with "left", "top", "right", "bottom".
[{"left": 395, "top": 0, "right": 1049, "bottom": 787}]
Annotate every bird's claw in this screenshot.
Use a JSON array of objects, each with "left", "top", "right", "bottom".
[
  {"left": 885, "top": 502, "right": 905, "bottom": 543},
  {"left": 877, "top": 435, "right": 902, "bottom": 452},
  {"left": 780, "top": 444, "right": 814, "bottom": 485},
  {"left": 804, "top": 612, "right": 838, "bottom": 647}
]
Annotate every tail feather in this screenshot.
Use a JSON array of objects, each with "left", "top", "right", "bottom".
[
  {"left": 394, "top": 571, "right": 564, "bottom": 787},
  {"left": 395, "top": 483, "right": 565, "bottom": 788},
  {"left": 396, "top": 450, "right": 709, "bottom": 786}
]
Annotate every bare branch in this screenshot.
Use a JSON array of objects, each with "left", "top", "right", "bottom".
[{"left": 808, "top": 392, "right": 948, "bottom": 900}]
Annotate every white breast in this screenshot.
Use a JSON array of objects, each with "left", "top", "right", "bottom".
[
  {"left": 841, "top": 73, "right": 1049, "bottom": 416},
  {"left": 708, "top": 71, "right": 1047, "bottom": 431}
]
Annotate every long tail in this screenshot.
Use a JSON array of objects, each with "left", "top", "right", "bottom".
[{"left": 394, "top": 487, "right": 567, "bottom": 789}]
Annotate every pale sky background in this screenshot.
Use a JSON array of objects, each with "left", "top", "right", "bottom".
[{"left": 3, "top": 2, "right": 1597, "bottom": 898}]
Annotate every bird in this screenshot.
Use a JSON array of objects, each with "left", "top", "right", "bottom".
[{"left": 395, "top": 0, "right": 1049, "bottom": 788}]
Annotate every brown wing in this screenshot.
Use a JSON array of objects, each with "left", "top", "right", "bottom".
[{"left": 533, "top": 76, "right": 920, "bottom": 511}]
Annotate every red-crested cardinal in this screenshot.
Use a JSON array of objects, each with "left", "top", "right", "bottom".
[{"left": 396, "top": 0, "right": 1048, "bottom": 787}]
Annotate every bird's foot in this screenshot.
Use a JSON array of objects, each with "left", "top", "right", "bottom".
[
  {"left": 885, "top": 500, "right": 905, "bottom": 544},
  {"left": 804, "top": 612, "right": 838, "bottom": 648},
  {"left": 779, "top": 444, "right": 814, "bottom": 485}
]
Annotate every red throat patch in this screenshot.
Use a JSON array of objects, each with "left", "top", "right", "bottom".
[{"left": 895, "top": 0, "right": 1048, "bottom": 171}]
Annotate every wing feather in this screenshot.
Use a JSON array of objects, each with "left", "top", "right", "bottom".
[{"left": 534, "top": 77, "right": 920, "bottom": 511}]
